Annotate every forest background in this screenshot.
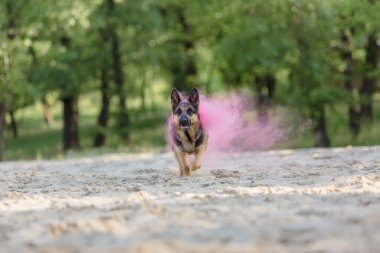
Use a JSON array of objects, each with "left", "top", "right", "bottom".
[{"left": 1, "top": 0, "right": 379, "bottom": 161}]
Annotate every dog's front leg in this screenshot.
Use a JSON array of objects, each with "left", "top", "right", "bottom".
[
  {"left": 192, "top": 136, "right": 208, "bottom": 171},
  {"left": 174, "top": 149, "right": 191, "bottom": 176}
]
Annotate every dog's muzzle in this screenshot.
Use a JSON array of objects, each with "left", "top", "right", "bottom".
[{"left": 179, "top": 116, "right": 190, "bottom": 131}]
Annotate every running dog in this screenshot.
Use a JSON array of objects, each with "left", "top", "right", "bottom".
[{"left": 170, "top": 88, "right": 208, "bottom": 176}]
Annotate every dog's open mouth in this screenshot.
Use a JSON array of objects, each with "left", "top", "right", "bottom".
[{"left": 180, "top": 125, "right": 190, "bottom": 131}]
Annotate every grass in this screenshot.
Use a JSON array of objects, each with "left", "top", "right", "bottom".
[
  {"left": 4, "top": 93, "right": 168, "bottom": 161},
  {"left": 3, "top": 94, "right": 380, "bottom": 161},
  {"left": 279, "top": 100, "right": 380, "bottom": 149}
]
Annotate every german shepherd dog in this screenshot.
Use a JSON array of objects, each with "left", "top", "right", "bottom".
[{"left": 170, "top": 88, "right": 208, "bottom": 176}]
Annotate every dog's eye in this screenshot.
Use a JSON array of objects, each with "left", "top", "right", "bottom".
[
  {"left": 175, "top": 109, "right": 182, "bottom": 115},
  {"left": 187, "top": 109, "right": 194, "bottom": 115}
]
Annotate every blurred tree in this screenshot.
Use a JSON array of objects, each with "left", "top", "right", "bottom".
[
  {"left": 361, "top": 34, "right": 380, "bottom": 122},
  {"left": 90, "top": 1, "right": 117, "bottom": 147},
  {"left": 0, "top": 0, "right": 35, "bottom": 159},
  {"left": 0, "top": 103, "right": 4, "bottom": 161},
  {"left": 286, "top": 0, "right": 342, "bottom": 147},
  {"left": 93, "top": 38, "right": 111, "bottom": 148},
  {"left": 107, "top": 0, "right": 130, "bottom": 143},
  {"left": 120, "top": 0, "right": 163, "bottom": 108},
  {"left": 91, "top": 0, "right": 162, "bottom": 147},
  {"left": 27, "top": 0, "right": 95, "bottom": 152},
  {"left": 208, "top": 0, "right": 292, "bottom": 120},
  {"left": 27, "top": 39, "right": 55, "bottom": 126},
  {"left": 334, "top": 0, "right": 380, "bottom": 130},
  {"left": 1, "top": 0, "right": 380, "bottom": 160},
  {"left": 157, "top": 0, "right": 199, "bottom": 91},
  {"left": 359, "top": 0, "right": 380, "bottom": 122},
  {"left": 59, "top": 34, "right": 80, "bottom": 150},
  {"left": 340, "top": 28, "right": 360, "bottom": 136}
]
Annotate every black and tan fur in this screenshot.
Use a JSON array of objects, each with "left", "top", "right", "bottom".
[{"left": 170, "top": 88, "right": 208, "bottom": 176}]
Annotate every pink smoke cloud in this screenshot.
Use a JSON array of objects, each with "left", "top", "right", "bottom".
[
  {"left": 167, "top": 92, "right": 287, "bottom": 153},
  {"left": 199, "top": 93, "right": 285, "bottom": 152}
]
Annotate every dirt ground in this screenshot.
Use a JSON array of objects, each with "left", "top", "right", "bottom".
[{"left": 0, "top": 146, "right": 379, "bottom": 253}]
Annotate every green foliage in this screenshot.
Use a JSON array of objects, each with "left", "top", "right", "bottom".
[
  {"left": 4, "top": 93, "right": 167, "bottom": 160},
  {"left": 1, "top": 0, "right": 380, "bottom": 159}
]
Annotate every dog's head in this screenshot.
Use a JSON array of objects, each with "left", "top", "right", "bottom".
[{"left": 171, "top": 88, "right": 200, "bottom": 132}]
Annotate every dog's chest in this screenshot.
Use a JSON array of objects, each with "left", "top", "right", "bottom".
[{"left": 178, "top": 131, "right": 196, "bottom": 152}]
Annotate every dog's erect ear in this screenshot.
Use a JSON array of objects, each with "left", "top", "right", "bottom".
[
  {"left": 171, "top": 88, "right": 181, "bottom": 111},
  {"left": 188, "top": 87, "right": 199, "bottom": 110}
]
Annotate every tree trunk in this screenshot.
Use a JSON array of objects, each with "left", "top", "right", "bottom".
[
  {"left": 177, "top": 8, "right": 197, "bottom": 90},
  {"left": 5, "top": 1, "right": 19, "bottom": 40},
  {"left": 172, "top": 63, "right": 185, "bottom": 90},
  {"left": 140, "top": 71, "right": 147, "bottom": 110},
  {"left": 29, "top": 43, "right": 54, "bottom": 126},
  {"left": 111, "top": 32, "right": 129, "bottom": 142},
  {"left": 62, "top": 96, "right": 80, "bottom": 151},
  {"left": 0, "top": 103, "right": 5, "bottom": 162},
  {"left": 360, "top": 35, "right": 379, "bottom": 122},
  {"left": 158, "top": 5, "right": 197, "bottom": 91},
  {"left": 9, "top": 110, "right": 17, "bottom": 138},
  {"left": 265, "top": 74, "right": 276, "bottom": 100},
  {"left": 94, "top": 68, "right": 111, "bottom": 147},
  {"left": 254, "top": 74, "right": 276, "bottom": 123},
  {"left": 312, "top": 107, "right": 330, "bottom": 147},
  {"left": 59, "top": 32, "right": 80, "bottom": 152},
  {"left": 341, "top": 30, "right": 360, "bottom": 136},
  {"left": 255, "top": 76, "right": 267, "bottom": 123},
  {"left": 108, "top": 0, "right": 129, "bottom": 142},
  {"left": 41, "top": 97, "right": 54, "bottom": 125}
]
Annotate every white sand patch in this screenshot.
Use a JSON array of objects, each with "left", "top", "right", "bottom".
[{"left": 0, "top": 146, "right": 379, "bottom": 252}]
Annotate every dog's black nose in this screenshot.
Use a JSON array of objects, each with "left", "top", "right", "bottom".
[{"left": 179, "top": 117, "right": 188, "bottom": 125}]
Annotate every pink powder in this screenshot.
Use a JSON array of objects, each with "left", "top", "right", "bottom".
[{"left": 167, "top": 92, "right": 286, "bottom": 153}]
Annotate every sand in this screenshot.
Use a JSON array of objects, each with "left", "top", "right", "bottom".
[{"left": 0, "top": 146, "right": 379, "bottom": 253}]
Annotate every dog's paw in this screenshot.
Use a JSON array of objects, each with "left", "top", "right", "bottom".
[
  {"left": 180, "top": 166, "right": 191, "bottom": 176},
  {"left": 191, "top": 164, "right": 201, "bottom": 171}
]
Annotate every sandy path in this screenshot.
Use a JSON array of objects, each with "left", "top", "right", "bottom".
[{"left": 0, "top": 146, "right": 379, "bottom": 253}]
